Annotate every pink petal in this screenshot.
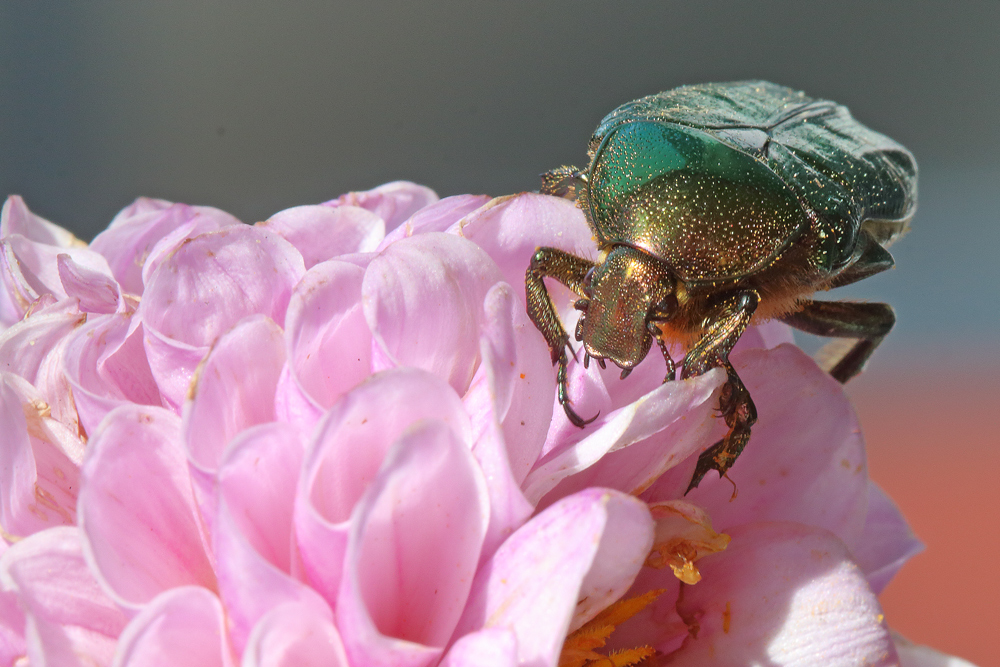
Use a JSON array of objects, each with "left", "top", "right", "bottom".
[
  {"left": 0, "top": 589, "right": 26, "bottom": 667},
  {"left": 113, "top": 586, "right": 236, "bottom": 667},
  {"left": 0, "top": 374, "right": 81, "bottom": 537},
  {"left": 213, "top": 423, "right": 328, "bottom": 652},
  {"left": 136, "top": 205, "right": 244, "bottom": 291},
  {"left": 471, "top": 282, "right": 555, "bottom": 484},
  {"left": 324, "top": 181, "right": 439, "bottom": 232},
  {"left": 0, "top": 196, "right": 81, "bottom": 248},
  {"left": 62, "top": 314, "right": 162, "bottom": 437},
  {"left": 440, "top": 629, "right": 517, "bottom": 667},
  {"left": 57, "top": 253, "right": 121, "bottom": 314},
  {"left": 260, "top": 205, "right": 385, "bottom": 269},
  {"left": 295, "top": 368, "right": 471, "bottom": 606},
  {"left": 362, "top": 232, "right": 503, "bottom": 396},
  {"left": 283, "top": 260, "right": 371, "bottom": 410},
  {"left": 78, "top": 405, "right": 215, "bottom": 609},
  {"left": 853, "top": 482, "right": 924, "bottom": 594},
  {"left": 242, "top": 601, "right": 349, "bottom": 667},
  {"left": 138, "top": 225, "right": 305, "bottom": 409},
  {"left": 336, "top": 420, "right": 490, "bottom": 667},
  {"left": 0, "top": 526, "right": 127, "bottom": 667},
  {"left": 522, "top": 369, "right": 725, "bottom": 505},
  {"left": 0, "top": 307, "right": 86, "bottom": 428},
  {"left": 453, "top": 488, "right": 653, "bottom": 666},
  {"left": 892, "top": 633, "right": 978, "bottom": 667},
  {"left": 455, "top": 193, "right": 595, "bottom": 299},
  {"left": 273, "top": 363, "right": 324, "bottom": 433},
  {"left": 378, "top": 194, "right": 492, "bottom": 250},
  {"left": 656, "top": 344, "right": 871, "bottom": 551},
  {"left": 666, "top": 521, "right": 898, "bottom": 667},
  {"left": 183, "top": 315, "right": 286, "bottom": 473}
]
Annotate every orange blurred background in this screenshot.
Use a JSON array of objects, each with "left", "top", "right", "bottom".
[{"left": 847, "top": 358, "right": 999, "bottom": 667}]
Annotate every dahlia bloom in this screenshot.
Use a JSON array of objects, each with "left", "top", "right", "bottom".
[{"left": 0, "top": 183, "right": 971, "bottom": 666}]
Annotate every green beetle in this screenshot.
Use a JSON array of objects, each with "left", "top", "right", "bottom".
[{"left": 525, "top": 81, "right": 916, "bottom": 492}]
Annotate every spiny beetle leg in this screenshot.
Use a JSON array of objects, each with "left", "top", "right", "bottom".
[
  {"left": 687, "top": 359, "right": 757, "bottom": 493},
  {"left": 781, "top": 299, "right": 895, "bottom": 384},
  {"left": 648, "top": 321, "right": 676, "bottom": 382},
  {"left": 682, "top": 290, "right": 759, "bottom": 493},
  {"left": 525, "top": 246, "right": 597, "bottom": 426}
]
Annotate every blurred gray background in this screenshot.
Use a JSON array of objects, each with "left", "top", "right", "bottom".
[{"left": 2, "top": 1, "right": 998, "bottom": 353}]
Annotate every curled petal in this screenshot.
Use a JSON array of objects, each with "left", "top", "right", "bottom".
[
  {"left": 645, "top": 500, "right": 730, "bottom": 584},
  {"left": 362, "top": 232, "right": 502, "bottom": 396},
  {"left": 183, "top": 315, "right": 286, "bottom": 473},
  {"left": 668, "top": 521, "right": 898, "bottom": 667},
  {"left": 663, "top": 344, "right": 870, "bottom": 551},
  {"left": 456, "top": 193, "right": 595, "bottom": 298},
  {"left": 440, "top": 629, "right": 517, "bottom": 667},
  {"left": 336, "top": 420, "right": 490, "bottom": 666},
  {"left": 139, "top": 226, "right": 305, "bottom": 409},
  {"left": 63, "top": 314, "right": 162, "bottom": 437},
  {"left": 454, "top": 488, "right": 653, "bottom": 667},
  {"left": 853, "top": 482, "right": 924, "bottom": 594},
  {"left": 260, "top": 205, "right": 385, "bottom": 269},
  {"left": 0, "top": 374, "right": 81, "bottom": 538},
  {"left": 325, "top": 181, "right": 438, "bottom": 232},
  {"left": 56, "top": 253, "right": 122, "bottom": 314},
  {"left": 242, "top": 601, "right": 349, "bottom": 667},
  {"left": 283, "top": 260, "right": 371, "bottom": 410},
  {"left": 0, "top": 196, "right": 81, "bottom": 248},
  {"left": 891, "top": 633, "right": 978, "bottom": 667},
  {"left": 295, "top": 368, "right": 471, "bottom": 607},
  {"left": 522, "top": 370, "right": 724, "bottom": 505},
  {"left": 79, "top": 405, "right": 215, "bottom": 609},
  {"left": 113, "top": 586, "right": 236, "bottom": 667},
  {"left": 0, "top": 526, "right": 127, "bottom": 667},
  {"left": 379, "top": 194, "right": 491, "bottom": 249}
]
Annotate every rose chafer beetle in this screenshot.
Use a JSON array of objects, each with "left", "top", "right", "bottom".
[{"left": 526, "top": 81, "right": 916, "bottom": 492}]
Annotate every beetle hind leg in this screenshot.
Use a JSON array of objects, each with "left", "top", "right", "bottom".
[{"left": 780, "top": 300, "right": 895, "bottom": 383}]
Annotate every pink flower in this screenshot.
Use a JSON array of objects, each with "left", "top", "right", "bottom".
[{"left": 0, "top": 184, "right": 972, "bottom": 666}]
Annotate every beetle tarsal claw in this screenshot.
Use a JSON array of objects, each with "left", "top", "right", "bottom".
[
  {"left": 620, "top": 367, "right": 632, "bottom": 380},
  {"left": 584, "top": 353, "right": 591, "bottom": 369},
  {"left": 597, "top": 357, "right": 607, "bottom": 370}
]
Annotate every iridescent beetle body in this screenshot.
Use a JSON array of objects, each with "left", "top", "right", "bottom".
[{"left": 525, "top": 81, "right": 917, "bottom": 491}]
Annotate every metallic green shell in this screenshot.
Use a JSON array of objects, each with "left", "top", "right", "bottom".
[{"left": 584, "top": 81, "right": 918, "bottom": 283}]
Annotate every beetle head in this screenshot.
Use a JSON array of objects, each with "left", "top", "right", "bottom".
[{"left": 579, "top": 245, "right": 677, "bottom": 371}]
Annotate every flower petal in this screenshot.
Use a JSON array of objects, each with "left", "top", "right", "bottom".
[
  {"left": 0, "top": 526, "right": 127, "bottom": 667},
  {"left": 242, "top": 601, "right": 349, "bottom": 667},
  {"left": 213, "top": 422, "right": 328, "bottom": 652},
  {"left": 295, "top": 368, "right": 472, "bottom": 607},
  {"left": 0, "top": 589, "right": 26, "bottom": 667},
  {"left": 440, "top": 628, "right": 517, "bottom": 667},
  {"left": 0, "top": 196, "right": 81, "bottom": 248},
  {"left": 324, "top": 181, "right": 438, "bottom": 232},
  {"left": 78, "top": 405, "right": 215, "bottom": 609},
  {"left": 62, "top": 313, "right": 162, "bottom": 437},
  {"left": 336, "top": 420, "right": 489, "bottom": 666},
  {"left": 669, "top": 521, "right": 898, "bottom": 667},
  {"left": 453, "top": 488, "right": 653, "bottom": 667},
  {"left": 379, "top": 194, "right": 491, "bottom": 250},
  {"left": 138, "top": 226, "right": 305, "bottom": 409},
  {"left": 112, "top": 586, "right": 236, "bottom": 667},
  {"left": 0, "top": 374, "right": 81, "bottom": 537},
  {"left": 853, "top": 482, "right": 924, "bottom": 594},
  {"left": 260, "top": 205, "right": 385, "bottom": 269},
  {"left": 363, "top": 232, "right": 503, "bottom": 396},
  {"left": 892, "top": 632, "right": 978, "bottom": 667},
  {"left": 283, "top": 260, "right": 371, "bottom": 410},
  {"left": 522, "top": 370, "right": 725, "bottom": 505},
  {"left": 183, "top": 315, "right": 286, "bottom": 473},
  {"left": 658, "top": 344, "right": 871, "bottom": 551}
]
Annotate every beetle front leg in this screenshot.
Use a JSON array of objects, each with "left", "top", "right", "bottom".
[
  {"left": 682, "top": 290, "right": 760, "bottom": 492},
  {"left": 525, "top": 247, "right": 597, "bottom": 427}
]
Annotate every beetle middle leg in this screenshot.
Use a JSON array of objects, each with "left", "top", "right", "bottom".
[
  {"left": 781, "top": 300, "right": 895, "bottom": 383},
  {"left": 525, "top": 247, "right": 596, "bottom": 426},
  {"left": 683, "top": 290, "right": 760, "bottom": 493}
]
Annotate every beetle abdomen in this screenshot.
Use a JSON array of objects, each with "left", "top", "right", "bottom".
[{"left": 588, "top": 121, "right": 808, "bottom": 282}]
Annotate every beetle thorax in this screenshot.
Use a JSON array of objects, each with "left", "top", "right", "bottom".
[{"left": 580, "top": 245, "right": 677, "bottom": 370}]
